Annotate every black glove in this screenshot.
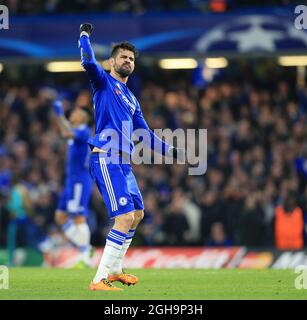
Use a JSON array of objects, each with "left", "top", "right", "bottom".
[
  {"left": 168, "top": 146, "right": 186, "bottom": 162},
  {"left": 80, "top": 23, "right": 93, "bottom": 36}
]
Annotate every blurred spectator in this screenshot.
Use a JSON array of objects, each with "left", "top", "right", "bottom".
[
  {"left": 199, "top": 190, "right": 223, "bottom": 244},
  {"left": 162, "top": 189, "right": 191, "bottom": 246},
  {"left": 6, "top": 178, "right": 36, "bottom": 265},
  {"left": 207, "top": 222, "right": 233, "bottom": 246},
  {"left": 275, "top": 192, "right": 304, "bottom": 250},
  {"left": 138, "top": 193, "right": 164, "bottom": 245},
  {"left": 237, "top": 193, "right": 266, "bottom": 246},
  {"left": 0, "top": 191, "right": 10, "bottom": 246}
]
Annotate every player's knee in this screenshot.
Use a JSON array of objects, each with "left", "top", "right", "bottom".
[
  {"left": 134, "top": 210, "right": 144, "bottom": 223},
  {"left": 116, "top": 212, "right": 135, "bottom": 228},
  {"left": 55, "top": 211, "right": 68, "bottom": 226}
]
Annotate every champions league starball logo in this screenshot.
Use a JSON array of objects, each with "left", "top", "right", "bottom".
[{"left": 195, "top": 15, "right": 307, "bottom": 53}]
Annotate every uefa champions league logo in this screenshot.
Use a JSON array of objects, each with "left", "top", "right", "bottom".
[
  {"left": 0, "top": 266, "right": 9, "bottom": 289},
  {"left": 294, "top": 5, "right": 307, "bottom": 30},
  {"left": 0, "top": 5, "right": 9, "bottom": 30},
  {"left": 196, "top": 14, "right": 307, "bottom": 53}
]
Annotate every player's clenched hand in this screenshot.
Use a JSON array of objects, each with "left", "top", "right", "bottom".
[
  {"left": 168, "top": 146, "right": 186, "bottom": 162},
  {"left": 80, "top": 23, "right": 93, "bottom": 36},
  {"left": 52, "top": 100, "right": 64, "bottom": 117}
]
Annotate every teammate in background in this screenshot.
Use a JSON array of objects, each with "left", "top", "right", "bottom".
[
  {"left": 52, "top": 100, "right": 93, "bottom": 267},
  {"left": 79, "top": 23, "right": 185, "bottom": 291}
]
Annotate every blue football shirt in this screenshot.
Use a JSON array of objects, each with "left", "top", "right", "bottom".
[
  {"left": 79, "top": 35, "right": 170, "bottom": 157},
  {"left": 66, "top": 124, "right": 91, "bottom": 180}
]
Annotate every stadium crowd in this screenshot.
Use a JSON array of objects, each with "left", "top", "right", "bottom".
[
  {"left": 0, "top": 67, "right": 306, "bottom": 256},
  {"left": 3, "top": 0, "right": 299, "bottom": 15}
]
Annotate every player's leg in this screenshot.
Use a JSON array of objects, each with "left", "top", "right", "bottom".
[
  {"left": 68, "top": 179, "right": 93, "bottom": 266},
  {"left": 118, "top": 210, "right": 144, "bottom": 272},
  {"left": 89, "top": 153, "right": 136, "bottom": 291},
  {"left": 56, "top": 210, "right": 92, "bottom": 266},
  {"left": 55, "top": 189, "right": 76, "bottom": 242},
  {"left": 69, "top": 215, "right": 91, "bottom": 266},
  {"left": 92, "top": 211, "right": 135, "bottom": 286},
  {"left": 55, "top": 182, "right": 92, "bottom": 265},
  {"left": 55, "top": 209, "right": 74, "bottom": 242},
  {"left": 109, "top": 210, "right": 144, "bottom": 285},
  {"left": 109, "top": 165, "right": 144, "bottom": 284}
]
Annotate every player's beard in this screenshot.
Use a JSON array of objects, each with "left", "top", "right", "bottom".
[{"left": 115, "top": 63, "right": 132, "bottom": 78}]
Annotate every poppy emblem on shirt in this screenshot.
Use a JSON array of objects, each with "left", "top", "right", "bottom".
[{"left": 115, "top": 88, "right": 121, "bottom": 95}]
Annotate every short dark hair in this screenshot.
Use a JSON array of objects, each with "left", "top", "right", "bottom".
[
  {"left": 111, "top": 41, "right": 138, "bottom": 59},
  {"left": 80, "top": 106, "right": 93, "bottom": 125}
]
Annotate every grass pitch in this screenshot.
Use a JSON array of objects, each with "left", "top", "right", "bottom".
[{"left": 0, "top": 268, "right": 306, "bottom": 300}]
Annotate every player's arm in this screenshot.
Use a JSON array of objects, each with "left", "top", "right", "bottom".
[
  {"left": 79, "top": 23, "right": 106, "bottom": 89},
  {"left": 52, "top": 100, "right": 91, "bottom": 141},
  {"left": 52, "top": 100, "right": 74, "bottom": 139},
  {"left": 133, "top": 107, "right": 185, "bottom": 161}
]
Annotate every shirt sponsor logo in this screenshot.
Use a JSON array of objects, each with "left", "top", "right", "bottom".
[{"left": 114, "top": 87, "right": 136, "bottom": 115}]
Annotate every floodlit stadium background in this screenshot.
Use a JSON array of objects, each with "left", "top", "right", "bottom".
[{"left": 0, "top": 0, "right": 306, "bottom": 269}]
